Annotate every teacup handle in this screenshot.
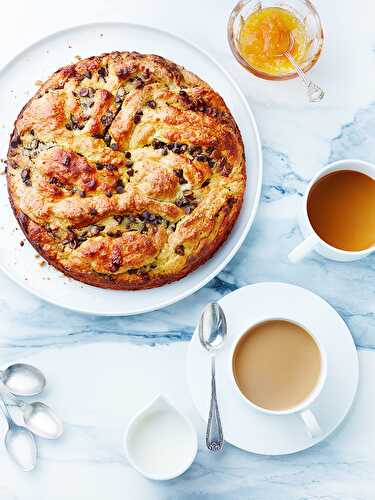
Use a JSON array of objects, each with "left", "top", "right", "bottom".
[
  {"left": 288, "top": 234, "right": 318, "bottom": 263},
  {"left": 299, "top": 409, "right": 322, "bottom": 438}
]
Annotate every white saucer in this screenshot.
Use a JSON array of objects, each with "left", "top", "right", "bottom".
[{"left": 186, "top": 282, "right": 359, "bottom": 455}]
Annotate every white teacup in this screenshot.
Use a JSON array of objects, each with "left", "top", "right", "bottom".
[
  {"left": 288, "top": 159, "right": 375, "bottom": 263},
  {"left": 230, "top": 318, "right": 327, "bottom": 439}
]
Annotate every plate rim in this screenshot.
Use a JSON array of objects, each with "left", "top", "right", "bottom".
[
  {"left": 0, "top": 21, "right": 263, "bottom": 316},
  {"left": 186, "top": 281, "right": 359, "bottom": 455}
]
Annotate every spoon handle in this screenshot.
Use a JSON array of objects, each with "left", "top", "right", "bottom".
[
  {"left": 206, "top": 356, "right": 224, "bottom": 452},
  {"left": 285, "top": 52, "right": 324, "bottom": 102},
  {"left": 0, "top": 396, "right": 14, "bottom": 429}
]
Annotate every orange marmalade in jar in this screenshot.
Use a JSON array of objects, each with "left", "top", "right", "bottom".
[{"left": 238, "top": 6, "right": 309, "bottom": 76}]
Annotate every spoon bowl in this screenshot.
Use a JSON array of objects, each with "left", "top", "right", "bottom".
[
  {"left": 199, "top": 302, "right": 227, "bottom": 352},
  {"left": 22, "top": 402, "right": 64, "bottom": 440},
  {"left": 0, "top": 400, "right": 37, "bottom": 471},
  {"left": 0, "top": 363, "right": 46, "bottom": 396},
  {"left": 5, "top": 424, "right": 37, "bottom": 471}
]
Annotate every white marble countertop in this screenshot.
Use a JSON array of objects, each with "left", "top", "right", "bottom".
[{"left": 0, "top": 1, "right": 374, "bottom": 498}]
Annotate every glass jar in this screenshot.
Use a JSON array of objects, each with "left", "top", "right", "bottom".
[{"left": 228, "top": 0, "right": 324, "bottom": 80}]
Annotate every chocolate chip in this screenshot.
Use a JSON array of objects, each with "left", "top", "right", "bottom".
[
  {"left": 101, "top": 111, "right": 113, "bottom": 127},
  {"left": 196, "top": 155, "right": 208, "bottom": 162},
  {"left": 115, "top": 185, "right": 125, "bottom": 194},
  {"left": 89, "top": 208, "right": 98, "bottom": 216},
  {"left": 175, "top": 245, "right": 185, "bottom": 256},
  {"left": 62, "top": 155, "right": 71, "bottom": 166},
  {"left": 141, "top": 211, "right": 152, "bottom": 221},
  {"left": 152, "top": 139, "right": 165, "bottom": 150},
  {"left": 110, "top": 254, "right": 122, "bottom": 272},
  {"left": 147, "top": 100, "right": 156, "bottom": 109},
  {"left": 125, "top": 160, "right": 133, "bottom": 167},
  {"left": 136, "top": 269, "right": 148, "bottom": 278},
  {"left": 105, "top": 190, "right": 113, "bottom": 198},
  {"left": 21, "top": 168, "right": 30, "bottom": 184},
  {"left": 96, "top": 163, "right": 104, "bottom": 170},
  {"left": 30, "top": 139, "right": 39, "bottom": 150},
  {"left": 10, "top": 133, "right": 21, "bottom": 148},
  {"left": 135, "top": 77, "right": 144, "bottom": 89},
  {"left": 110, "top": 142, "right": 119, "bottom": 151},
  {"left": 175, "top": 197, "right": 186, "bottom": 208},
  {"left": 89, "top": 225, "right": 105, "bottom": 236},
  {"left": 116, "top": 68, "right": 130, "bottom": 79},
  {"left": 86, "top": 178, "right": 97, "bottom": 190},
  {"left": 98, "top": 67, "right": 107, "bottom": 81},
  {"left": 107, "top": 230, "right": 122, "bottom": 238},
  {"left": 174, "top": 169, "right": 184, "bottom": 178},
  {"left": 124, "top": 151, "right": 131, "bottom": 159},
  {"left": 116, "top": 179, "right": 124, "bottom": 188},
  {"left": 79, "top": 87, "right": 89, "bottom": 97},
  {"left": 133, "top": 114, "right": 141, "bottom": 124},
  {"left": 127, "top": 168, "right": 134, "bottom": 176}
]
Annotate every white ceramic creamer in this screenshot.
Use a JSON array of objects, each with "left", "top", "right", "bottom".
[{"left": 124, "top": 395, "right": 198, "bottom": 480}]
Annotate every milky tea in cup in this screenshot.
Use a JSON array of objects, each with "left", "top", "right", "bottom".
[{"left": 232, "top": 320, "right": 321, "bottom": 412}]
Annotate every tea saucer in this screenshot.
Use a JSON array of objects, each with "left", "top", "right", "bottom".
[{"left": 186, "top": 282, "right": 358, "bottom": 455}]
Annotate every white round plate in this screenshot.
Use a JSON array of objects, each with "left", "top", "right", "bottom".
[
  {"left": 187, "top": 282, "right": 359, "bottom": 455},
  {"left": 0, "top": 22, "right": 262, "bottom": 316}
]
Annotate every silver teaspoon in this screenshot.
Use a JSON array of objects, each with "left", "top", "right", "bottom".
[
  {"left": 0, "top": 385, "right": 63, "bottom": 440},
  {"left": 277, "top": 33, "right": 324, "bottom": 102},
  {"left": 0, "top": 399, "right": 37, "bottom": 471},
  {"left": 199, "top": 302, "right": 227, "bottom": 452},
  {"left": 0, "top": 363, "right": 46, "bottom": 396}
]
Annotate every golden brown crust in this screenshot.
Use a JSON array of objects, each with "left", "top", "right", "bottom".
[{"left": 7, "top": 51, "right": 246, "bottom": 290}]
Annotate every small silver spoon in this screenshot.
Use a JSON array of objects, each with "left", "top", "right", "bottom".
[
  {"left": 0, "top": 363, "right": 46, "bottom": 396},
  {"left": 0, "top": 399, "right": 37, "bottom": 471},
  {"left": 277, "top": 33, "right": 324, "bottom": 102},
  {"left": 0, "top": 385, "right": 63, "bottom": 440},
  {"left": 199, "top": 302, "right": 227, "bottom": 452}
]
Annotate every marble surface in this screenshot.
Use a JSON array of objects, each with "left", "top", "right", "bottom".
[{"left": 0, "top": 0, "right": 374, "bottom": 498}]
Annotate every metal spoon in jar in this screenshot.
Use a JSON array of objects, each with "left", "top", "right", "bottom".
[
  {"left": 0, "top": 384, "right": 63, "bottom": 440},
  {"left": 0, "top": 398, "right": 37, "bottom": 471},
  {"left": 0, "top": 363, "right": 46, "bottom": 397},
  {"left": 199, "top": 302, "right": 227, "bottom": 452},
  {"left": 277, "top": 33, "right": 324, "bottom": 102}
]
